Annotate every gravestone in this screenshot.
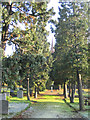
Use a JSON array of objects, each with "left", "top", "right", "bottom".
[
  {"left": 0, "top": 93, "right": 6, "bottom": 100},
  {"left": 0, "top": 100, "right": 8, "bottom": 114},
  {"left": 4, "top": 92, "right": 10, "bottom": 97},
  {"left": 30, "top": 89, "right": 33, "bottom": 97},
  {"left": 10, "top": 89, "right": 14, "bottom": 93},
  {"left": 6, "top": 92, "right": 10, "bottom": 97},
  {"left": 17, "top": 90, "right": 23, "bottom": 98},
  {"left": 51, "top": 86, "right": 53, "bottom": 92},
  {"left": 0, "top": 93, "right": 2, "bottom": 100},
  {"left": 59, "top": 85, "right": 61, "bottom": 90}
]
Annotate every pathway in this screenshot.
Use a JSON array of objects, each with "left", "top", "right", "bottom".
[{"left": 13, "top": 90, "right": 88, "bottom": 119}]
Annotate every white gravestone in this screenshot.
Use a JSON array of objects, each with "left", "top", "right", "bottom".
[
  {"left": 51, "top": 86, "right": 53, "bottom": 92},
  {"left": 17, "top": 90, "right": 23, "bottom": 98}
]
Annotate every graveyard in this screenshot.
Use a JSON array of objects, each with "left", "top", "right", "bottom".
[
  {"left": 0, "top": 0, "right": 90, "bottom": 120},
  {"left": 0, "top": 86, "right": 90, "bottom": 119}
]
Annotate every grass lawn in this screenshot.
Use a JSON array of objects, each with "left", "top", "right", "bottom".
[
  {"left": 6, "top": 89, "right": 90, "bottom": 119},
  {"left": 65, "top": 97, "right": 90, "bottom": 119},
  {"left": 75, "top": 89, "right": 90, "bottom": 98},
  {"left": 7, "top": 96, "right": 30, "bottom": 103},
  {"left": 30, "top": 95, "right": 65, "bottom": 103}
]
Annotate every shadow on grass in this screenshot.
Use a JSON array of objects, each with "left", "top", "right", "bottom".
[
  {"left": 40, "top": 94, "right": 64, "bottom": 96},
  {"left": 9, "top": 100, "right": 30, "bottom": 103},
  {"left": 63, "top": 99, "right": 78, "bottom": 113}
]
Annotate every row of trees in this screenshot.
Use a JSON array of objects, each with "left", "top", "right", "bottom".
[
  {"left": 1, "top": 1, "right": 54, "bottom": 100},
  {"left": 51, "top": 2, "right": 89, "bottom": 110},
  {"left": 0, "top": 1, "right": 89, "bottom": 111}
]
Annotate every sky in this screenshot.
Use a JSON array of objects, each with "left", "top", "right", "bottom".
[
  {"left": 5, "top": 0, "right": 59, "bottom": 56},
  {"left": 46, "top": 0, "right": 59, "bottom": 46}
]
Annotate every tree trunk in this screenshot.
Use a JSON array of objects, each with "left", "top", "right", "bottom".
[
  {"left": 68, "top": 81, "right": 71, "bottom": 97},
  {"left": 63, "top": 82, "right": 68, "bottom": 98},
  {"left": 0, "top": 47, "right": 2, "bottom": 93},
  {"left": 0, "top": 78, "right": 2, "bottom": 93},
  {"left": 70, "top": 82, "right": 76, "bottom": 103},
  {"left": 59, "top": 85, "right": 61, "bottom": 90},
  {"left": 27, "top": 78, "right": 30, "bottom": 101},
  {"left": 37, "top": 85, "right": 39, "bottom": 94},
  {"left": 70, "top": 83, "right": 74, "bottom": 103},
  {"left": 74, "top": 84, "right": 76, "bottom": 94},
  {"left": 77, "top": 69, "right": 84, "bottom": 110},
  {"left": 34, "top": 87, "right": 37, "bottom": 98}
]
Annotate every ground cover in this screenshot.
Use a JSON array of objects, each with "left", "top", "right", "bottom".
[
  {"left": 12, "top": 89, "right": 87, "bottom": 119},
  {"left": 8, "top": 96, "right": 30, "bottom": 103},
  {"left": 4, "top": 89, "right": 89, "bottom": 119},
  {"left": 75, "top": 89, "right": 90, "bottom": 98},
  {"left": 65, "top": 95, "right": 90, "bottom": 119}
]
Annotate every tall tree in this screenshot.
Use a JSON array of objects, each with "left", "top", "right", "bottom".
[
  {"left": 51, "top": 2, "right": 88, "bottom": 110},
  {"left": 2, "top": 1, "right": 54, "bottom": 100}
]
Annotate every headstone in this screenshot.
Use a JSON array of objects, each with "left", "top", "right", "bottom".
[
  {"left": 0, "top": 100, "right": 8, "bottom": 114},
  {"left": 6, "top": 92, "right": 10, "bottom": 97},
  {"left": 10, "top": 89, "right": 14, "bottom": 93},
  {"left": 30, "top": 89, "right": 33, "bottom": 97},
  {"left": 67, "top": 90, "right": 69, "bottom": 93},
  {"left": 59, "top": 85, "right": 61, "bottom": 90},
  {"left": 51, "top": 86, "right": 53, "bottom": 92},
  {"left": 4, "top": 92, "right": 10, "bottom": 97},
  {"left": 3, "top": 93, "right": 6, "bottom": 100},
  {"left": 0, "top": 94, "right": 2, "bottom": 100},
  {"left": 17, "top": 90, "right": 23, "bottom": 98},
  {"left": 0, "top": 93, "right": 6, "bottom": 100},
  {"left": 84, "top": 85, "right": 87, "bottom": 89}
]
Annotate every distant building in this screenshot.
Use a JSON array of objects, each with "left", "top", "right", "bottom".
[{"left": 50, "top": 39, "right": 55, "bottom": 53}]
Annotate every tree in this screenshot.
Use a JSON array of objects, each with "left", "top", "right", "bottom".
[
  {"left": 51, "top": 2, "right": 88, "bottom": 110},
  {"left": 2, "top": 1, "right": 54, "bottom": 100}
]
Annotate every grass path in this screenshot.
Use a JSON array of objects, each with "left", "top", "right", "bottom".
[{"left": 13, "top": 89, "right": 87, "bottom": 119}]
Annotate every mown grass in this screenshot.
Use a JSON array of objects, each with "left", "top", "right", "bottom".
[
  {"left": 8, "top": 96, "right": 30, "bottom": 103},
  {"left": 6, "top": 89, "right": 90, "bottom": 119},
  {"left": 7, "top": 89, "right": 90, "bottom": 103},
  {"left": 75, "top": 89, "right": 90, "bottom": 98},
  {"left": 65, "top": 97, "right": 90, "bottom": 119},
  {"left": 30, "top": 95, "right": 65, "bottom": 103}
]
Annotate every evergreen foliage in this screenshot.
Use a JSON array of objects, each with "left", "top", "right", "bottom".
[{"left": 51, "top": 2, "right": 88, "bottom": 110}]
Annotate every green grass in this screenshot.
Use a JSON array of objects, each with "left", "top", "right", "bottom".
[
  {"left": 30, "top": 94, "right": 65, "bottom": 103},
  {"left": 75, "top": 89, "right": 90, "bottom": 98},
  {"left": 8, "top": 96, "right": 30, "bottom": 103},
  {"left": 65, "top": 97, "right": 90, "bottom": 110},
  {"left": 5, "top": 89, "right": 90, "bottom": 119},
  {"left": 65, "top": 97, "right": 90, "bottom": 119}
]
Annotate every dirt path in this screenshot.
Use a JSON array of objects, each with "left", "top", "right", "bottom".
[{"left": 14, "top": 90, "right": 86, "bottom": 119}]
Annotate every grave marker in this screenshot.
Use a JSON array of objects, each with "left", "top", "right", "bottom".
[
  {"left": 17, "top": 90, "right": 23, "bottom": 98},
  {"left": 0, "top": 93, "right": 6, "bottom": 100},
  {"left": 0, "top": 100, "right": 8, "bottom": 114},
  {"left": 51, "top": 86, "right": 53, "bottom": 92}
]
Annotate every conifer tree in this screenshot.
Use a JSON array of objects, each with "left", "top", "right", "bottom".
[{"left": 52, "top": 2, "right": 88, "bottom": 110}]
